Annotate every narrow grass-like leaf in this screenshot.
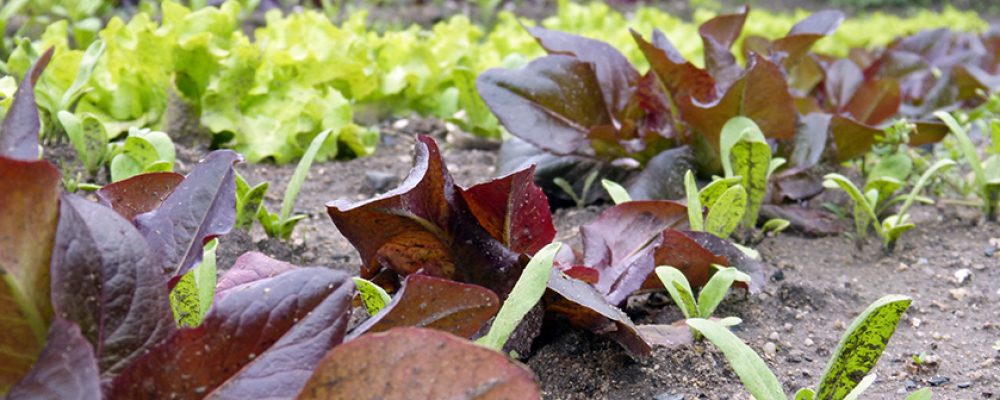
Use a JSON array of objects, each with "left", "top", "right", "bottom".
[
  {"left": 905, "top": 388, "right": 932, "bottom": 400},
  {"left": 687, "top": 318, "right": 785, "bottom": 400},
  {"left": 815, "top": 294, "right": 912, "bottom": 399},
  {"left": 655, "top": 266, "right": 697, "bottom": 318},
  {"left": 897, "top": 159, "right": 955, "bottom": 218},
  {"left": 843, "top": 373, "right": 877, "bottom": 400},
  {"left": 478, "top": 242, "right": 560, "bottom": 351},
  {"left": 602, "top": 179, "right": 632, "bottom": 205},
  {"left": 281, "top": 129, "right": 330, "bottom": 225},
  {"left": 685, "top": 170, "right": 704, "bottom": 231},
  {"left": 697, "top": 265, "right": 751, "bottom": 318}
]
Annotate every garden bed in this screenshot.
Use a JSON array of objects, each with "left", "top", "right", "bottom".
[{"left": 171, "top": 118, "right": 1000, "bottom": 399}]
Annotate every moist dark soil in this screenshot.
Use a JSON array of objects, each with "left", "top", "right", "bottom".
[{"left": 138, "top": 115, "right": 1000, "bottom": 399}]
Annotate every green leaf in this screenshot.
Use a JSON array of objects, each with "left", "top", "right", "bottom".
[
  {"left": 768, "top": 157, "right": 786, "bottom": 176},
  {"left": 868, "top": 153, "right": 912, "bottom": 183},
  {"left": 697, "top": 265, "right": 752, "bottom": 319},
  {"left": 936, "top": 111, "right": 984, "bottom": 190},
  {"left": 991, "top": 120, "right": 1000, "bottom": 155},
  {"left": 815, "top": 294, "right": 912, "bottom": 399},
  {"left": 353, "top": 277, "right": 391, "bottom": 316},
  {"left": 169, "top": 239, "right": 218, "bottom": 328},
  {"left": 685, "top": 170, "right": 704, "bottom": 231},
  {"left": 719, "top": 117, "right": 761, "bottom": 178},
  {"left": 553, "top": 177, "right": 583, "bottom": 207},
  {"left": 843, "top": 373, "right": 877, "bottom": 400},
  {"left": 897, "top": 159, "right": 955, "bottom": 218},
  {"left": 235, "top": 172, "right": 269, "bottom": 229},
  {"left": 699, "top": 176, "right": 742, "bottom": 208},
  {"left": 110, "top": 154, "right": 143, "bottom": 182},
  {"left": 795, "top": 388, "right": 816, "bottom": 400},
  {"left": 477, "top": 242, "right": 560, "bottom": 351},
  {"left": 654, "top": 266, "right": 698, "bottom": 318},
  {"left": 687, "top": 318, "right": 786, "bottom": 400},
  {"left": 729, "top": 122, "right": 770, "bottom": 229},
  {"left": 905, "top": 388, "right": 932, "bottom": 400},
  {"left": 824, "top": 173, "right": 881, "bottom": 239},
  {"left": 60, "top": 39, "right": 105, "bottom": 111},
  {"left": 281, "top": 129, "right": 331, "bottom": 224},
  {"left": 761, "top": 218, "right": 790, "bottom": 235},
  {"left": 705, "top": 185, "right": 747, "bottom": 239},
  {"left": 601, "top": 179, "right": 632, "bottom": 205}
]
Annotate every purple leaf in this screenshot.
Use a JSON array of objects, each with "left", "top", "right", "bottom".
[
  {"left": 108, "top": 267, "right": 354, "bottom": 399},
  {"left": 0, "top": 47, "right": 52, "bottom": 160},
  {"left": 683, "top": 231, "right": 766, "bottom": 293},
  {"left": 50, "top": 194, "right": 175, "bottom": 376},
  {"left": 458, "top": 166, "right": 556, "bottom": 255},
  {"left": 546, "top": 270, "right": 651, "bottom": 357},
  {"left": 528, "top": 26, "right": 641, "bottom": 117},
  {"left": 477, "top": 55, "right": 610, "bottom": 155},
  {"left": 0, "top": 157, "right": 60, "bottom": 390},
  {"left": 96, "top": 172, "right": 184, "bottom": 221},
  {"left": 699, "top": 6, "right": 748, "bottom": 88},
  {"left": 215, "top": 251, "right": 297, "bottom": 298},
  {"left": 5, "top": 319, "right": 100, "bottom": 400},
  {"left": 134, "top": 150, "right": 241, "bottom": 286},
  {"left": 580, "top": 201, "right": 688, "bottom": 305}
]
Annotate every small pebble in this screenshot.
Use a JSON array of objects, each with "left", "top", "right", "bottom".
[
  {"left": 910, "top": 318, "right": 922, "bottom": 328},
  {"left": 958, "top": 381, "right": 972, "bottom": 389},
  {"left": 763, "top": 342, "right": 777, "bottom": 357},
  {"left": 654, "top": 393, "right": 683, "bottom": 400},
  {"left": 950, "top": 288, "right": 969, "bottom": 301},
  {"left": 954, "top": 268, "right": 972, "bottom": 285},
  {"left": 904, "top": 379, "right": 917, "bottom": 390},
  {"left": 770, "top": 270, "right": 785, "bottom": 282},
  {"left": 986, "top": 246, "right": 996, "bottom": 258},
  {"left": 783, "top": 323, "right": 793, "bottom": 332},
  {"left": 804, "top": 338, "right": 815, "bottom": 347},
  {"left": 769, "top": 331, "right": 780, "bottom": 341},
  {"left": 928, "top": 376, "right": 950, "bottom": 387}
]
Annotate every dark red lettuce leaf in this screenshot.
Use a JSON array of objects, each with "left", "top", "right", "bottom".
[
  {"left": 215, "top": 251, "right": 297, "bottom": 297},
  {"left": 0, "top": 158, "right": 60, "bottom": 390},
  {"left": 297, "top": 327, "right": 541, "bottom": 400},
  {"left": 477, "top": 55, "right": 610, "bottom": 155},
  {"left": 96, "top": 172, "right": 184, "bottom": 221},
  {"left": 5, "top": 319, "right": 100, "bottom": 400},
  {"left": 459, "top": 166, "right": 555, "bottom": 255},
  {"left": 580, "top": 201, "right": 688, "bottom": 306},
  {"left": 676, "top": 54, "right": 797, "bottom": 150},
  {"left": 0, "top": 47, "right": 52, "bottom": 160},
  {"left": 328, "top": 136, "right": 526, "bottom": 299},
  {"left": 830, "top": 114, "right": 882, "bottom": 162},
  {"left": 134, "top": 150, "right": 240, "bottom": 286},
  {"left": 528, "top": 25, "right": 640, "bottom": 117},
  {"left": 633, "top": 29, "right": 717, "bottom": 103},
  {"left": 347, "top": 274, "right": 499, "bottom": 340},
  {"left": 108, "top": 267, "right": 353, "bottom": 400},
  {"left": 649, "top": 229, "right": 730, "bottom": 289},
  {"left": 50, "top": 194, "right": 176, "bottom": 376},
  {"left": 545, "top": 270, "right": 651, "bottom": 357},
  {"left": 698, "top": 6, "right": 748, "bottom": 88}
]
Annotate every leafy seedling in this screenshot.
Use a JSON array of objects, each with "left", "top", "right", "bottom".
[
  {"left": 719, "top": 117, "right": 786, "bottom": 231},
  {"left": 478, "top": 242, "right": 561, "bottom": 352},
  {"left": 258, "top": 129, "right": 331, "bottom": 240},
  {"left": 58, "top": 111, "right": 108, "bottom": 176},
  {"left": 234, "top": 171, "right": 268, "bottom": 229},
  {"left": 656, "top": 265, "right": 749, "bottom": 339},
  {"left": 554, "top": 170, "right": 598, "bottom": 208},
  {"left": 824, "top": 159, "right": 956, "bottom": 252},
  {"left": 601, "top": 179, "right": 632, "bottom": 204},
  {"left": 688, "top": 294, "right": 916, "bottom": 400},
  {"left": 936, "top": 111, "right": 1000, "bottom": 221},
  {"left": 684, "top": 170, "right": 761, "bottom": 240},
  {"left": 109, "top": 127, "right": 176, "bottom": 182}
]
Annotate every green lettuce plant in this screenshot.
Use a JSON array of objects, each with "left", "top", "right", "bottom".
[
  {"left": 234, "top": 171, "right": 268, "bottom": 229},
  {"left": 936, "top": 111, "right": 1000, "bottom": 221},
  {"left": 824, "top": 159, "right": 956, "bottom": 252},
  {"left": 108, "top": 127, "right": 176, "bottom": 182},
  {"left": 688, "top": 295, "right": 920, "bottom": 400},
  {"left": 655, "top": 265, "right": 748, "bottom": 339}
]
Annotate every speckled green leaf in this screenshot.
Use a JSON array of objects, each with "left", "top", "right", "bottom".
[
  {"left": 169, "top": 239, "right": 218, "bottom": 328},
  {"left": 729, "top": 127, "right": 770, "bottom": 229},
  {"left": 699, "top": 176, "right": 742, "bottom": 208},
  {"left": 705, "top": 185, "right": 746, "bottom": 238},
  {"left": 815, "top": 295, "right": 912, "bottom": 400},
  {"left": 353, "top": 277, "right": 391, "bottom": 316}
]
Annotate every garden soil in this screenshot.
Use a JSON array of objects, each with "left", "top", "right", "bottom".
[{"left": 113, "top": 117, "right": 1000, "bottom": 399}]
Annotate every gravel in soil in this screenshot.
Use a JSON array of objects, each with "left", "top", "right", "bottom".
[{"left": 55, "top": 116, "right": 1000, "bottom": 399}]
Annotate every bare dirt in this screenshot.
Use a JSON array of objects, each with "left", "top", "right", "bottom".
[{"left": 146, "top": 116, "right": 1000, "bottom": 400}]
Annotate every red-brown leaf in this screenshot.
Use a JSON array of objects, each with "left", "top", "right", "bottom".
[
  {"left": 96, "top": 172, "right": 184, "bottom": 221},
  {"left": 459, "top": 166, "right": 555, "bottom": 255},
  {"left": 297, "top": 327, "right": 541, "bottom": 400}
]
